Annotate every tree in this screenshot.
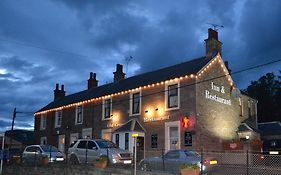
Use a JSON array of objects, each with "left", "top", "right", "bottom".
[{"left": 244, "top": 71, "right": 281, "bottom": 122}]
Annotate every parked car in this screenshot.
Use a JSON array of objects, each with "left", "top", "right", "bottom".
[
  {"left": 68, "top": 139, "right": 132, "bottom": 165},
  {"left": 139, "top": 150, "right": 217, "bottom": 174},
  {"left": 0, "top": 148, "right": 22, "bottom": 164},
  {"left": 22, "top": 145, "right": 64, "bottom": 165}
]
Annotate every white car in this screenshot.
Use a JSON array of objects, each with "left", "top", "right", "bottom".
[
  {"left": 68, "top": 139, "right": 132, "bottom": 165},
  {"left": 22, "top": 145, "right": 64, "bottom": 165}
]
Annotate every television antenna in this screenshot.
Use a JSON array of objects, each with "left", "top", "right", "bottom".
[
  {"left": 207, "top": 23, "right": 224, "bottom": 31},
  {"left": 124, "top": 56, "right": 133, "bottom": 77}
]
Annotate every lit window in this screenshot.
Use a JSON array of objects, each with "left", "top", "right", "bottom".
[
  {"left": 75, "top": 105, "right": 83, "bottom": 124},
  {"left": 239, "top": 97, "right": 243, "bottom": 117},
  {"left": 103, "top": 98, "right": 112, "bottom": 119},
  {"left": 55, "top": 110, "right": 62, "bottom": 128},
  {"left": 130, "top": 92, "right": 141, "bottom": 115},
  {"left": 151, "top": 134, "right": 158, "bottom": 148},
  {"left": 40, "top": 114, "right": 47, "bottom": 130},
  {"left": 167, "top": 84, "right": 179, "bottom": 109}
]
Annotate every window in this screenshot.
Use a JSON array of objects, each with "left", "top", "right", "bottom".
[
  {"left": 248, "top": 100, "right": 252, "bottom": 117},
  {"left": 165, "top": 150, "right": 180, "bottom": 159},
  {"left": 55, "top": 110, "right": 62, "bottom": 128},
  {"left": 239, "top": 97, "right": 243, "bottom": 117},
  {"left": 40, "top": 114, "right": 47, "bottom": 130},
  {"left": 70, "top": 133, "right": 79, "bottom": 144},
  {"left": 75, "top": 105, "right": 83, "bottom": 124},
  {"left": 87, "top": 141, "right": 97, "bottom": 149},
  {"left": 130, "top": 92, "right": 141, "bottom": 115},
  {"left": 151, "top": 134, "right": 158, "bottom": 148},
  {"left": 125, "top": 133, "right": 129, "bottom": 150},
  {"left": 77, "top": 140, "right": 87, "bottom": 149},
  {"left": 165, "top": 82, "right": 180, "bottom": 110},
  {"left": 115, "top": 134, "right": 119, "bottom": 147},
  {"left": 184, "top": 132, "right": 192, "bottom": 146},
  {"left": 40, "top": 137, "right": 47, "bottom": 145},
  {"left": 103, "top": 98, "right": 112, "bottom": 120}
]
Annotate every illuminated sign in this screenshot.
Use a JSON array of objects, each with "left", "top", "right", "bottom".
[
  {"left": 182, "top": 117, "right": 189, "bottom": 128},
  {"left": 132, "top": 133, "right": 139, "bottom": 137},
  {"left": 205, "top": 82, "right": 231, "bottom": 106},
  {"left": 144, "top": 115, "right": 170, "bottom": 122}
]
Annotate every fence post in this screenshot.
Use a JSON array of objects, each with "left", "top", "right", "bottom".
[
  {"left": 246, "top": 149, "right": 249, "bottom": 175},
  {"left": 162, "top": 148, "right": 165, "bottom": 171},
  {"left": 85, "top": 142, "right": 88, "bottom": 164},
  {"left": 200, "top": 148, "right": 203, "bottom": 175}
]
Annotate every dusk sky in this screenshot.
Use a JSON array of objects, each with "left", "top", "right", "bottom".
[{"left": 0, "top": 0, "right": 280, "bottom": 132}]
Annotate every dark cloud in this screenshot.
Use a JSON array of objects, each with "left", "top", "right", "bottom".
[{"left": 0, "top": 0, "right": 280, "bottom": 132}]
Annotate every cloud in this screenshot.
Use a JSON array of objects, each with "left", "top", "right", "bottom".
[{"left": 0, "top": 0, "right": 280, "bottom": 132}]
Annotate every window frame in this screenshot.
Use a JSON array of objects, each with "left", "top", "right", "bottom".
[
  {"left": 102, "top": 98, "right": 112, "bottom": 120},
  {"left": 165, "top": 81, "right": 180, "bottom": 111},
  {"left": 55, "top": 110, "right": 62, "bottom": 128},
  {"left": 115, "top": 134, "right": 119, "bottom": 147},
  {"left": 40, "top": 137, "right": 47, "bottom": 145},
  {"left": 151, "top": 134, "right": 158, "bottom": 148},
  {"left": 40, "top": 114, "right": 47, "bottom": 130},
  {"left": 125, "top": 133, "right": 129, "bottom": 150},
  {"left": 129, "top": 90, "right": 141, "bottom": 116},
  {"left": 239, "top": 97, "right": 243, "bottom": 117},
  {"left": 75, "top": 105, "right": 83, "bottom": 125}
]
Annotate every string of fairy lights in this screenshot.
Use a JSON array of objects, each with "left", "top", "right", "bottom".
[{"left": 34, "top": 54, "right": 281, "bottom": 116}]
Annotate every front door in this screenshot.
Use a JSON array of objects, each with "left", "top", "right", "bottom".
[
  {"left": 58, "top": 135, "right": 65, "bottom": 154},
  {"left": 169, "top": 127, "right": 179, "bottom": 150},
  {"left": 165, "top": 121, "right": 180, "bottom": 151}
]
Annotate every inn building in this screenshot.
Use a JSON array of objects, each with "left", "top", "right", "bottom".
[{"left": 34, "top": 29, "right": 260, "bottom": 158}]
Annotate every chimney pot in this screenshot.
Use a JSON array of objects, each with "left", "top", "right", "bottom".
[
  {"left": 55, "top": 83, "right": 59, "bottom": 90},
  {"left": 61, "top": 84, "right": 64, "bottom": 91},
  {"left": 88, "top": 72, "right": 98, "bottom": 89},
  {"left": 205, "top": 28, "right": 222, "bottom": 58},
  {"left": 114, "top": 64, "right": 125, "bottom": 83},
  {"left": 208, "top": 28, "right": 218, "bottom": 40}
]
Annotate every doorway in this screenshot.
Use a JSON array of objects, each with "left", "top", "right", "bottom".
[
  {"left": 165, "top": 121, "right": 180, "bottom": 151},
  {"left": 58, "top": 134, "right": 65, "bottom": 154}
]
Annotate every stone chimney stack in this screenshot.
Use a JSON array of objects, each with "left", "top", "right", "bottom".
[
  {"left": 113, "top": 64, "right": 125, "bottom": 83},
  {"left": 204, "top": 28, "right": 222, "bottom": 58},
  {"left": 88, "top": 72, "right": 98, "bottom": 89},
  {"left": 54, "top": 83, "right": 65, "bottom": 101}
]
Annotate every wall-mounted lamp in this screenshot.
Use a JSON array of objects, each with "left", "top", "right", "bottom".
[
  {"left": 145, "top": 110, "right": 148, "bottom": 113},
  {"left": 155, "top": 108, "right": 158, "bottom": 111}
]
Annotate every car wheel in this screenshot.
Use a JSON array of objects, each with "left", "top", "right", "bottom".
[
  {"left": 141, "top": 162, "right": 151, "bottom": 171},
  {"left": 69, "top": 155, "right": 79, "bottom": 165}
]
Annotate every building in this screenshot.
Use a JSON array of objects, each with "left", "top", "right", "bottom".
[
  {"left": 3, "top": 130, "right": 34, "bottom": 150},
  {"left": 258, "top": 122, "right": 281, "bottom": 153},
  {"left": 34, "top": 29, "right": 260, "bottom": 157}
]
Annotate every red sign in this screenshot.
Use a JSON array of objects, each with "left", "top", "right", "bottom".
[{"left": 182, "top": 117, "right": 189, "bottom": 128}]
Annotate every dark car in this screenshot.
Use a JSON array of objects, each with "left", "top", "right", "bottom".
[{"left": 139, "top": 150, "right": 217, "bottom": 174}]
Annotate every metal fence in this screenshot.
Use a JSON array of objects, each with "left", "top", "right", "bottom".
[{"left": 2, "top": 148, "right": 281, "bottom": 175}]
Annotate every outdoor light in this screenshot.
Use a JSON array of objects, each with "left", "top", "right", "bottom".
[{"left": 245, "top": 135, "right": 250, "bottom": 140}]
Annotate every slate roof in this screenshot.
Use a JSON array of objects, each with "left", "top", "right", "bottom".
[
  {"left": 113, "top": 119, "right": 145, "bottom": 133},
  {"left": 258, "top": 122, "right": 281, "bottom": 136},
  {"left": 5, "top": 130, "right": 35, "bottom": 145},
  {"left": 238, "top": 118, "right": 260, "bottom": 133},
  {"left": 37, "top": 56, "right": 211, "bottom": 113}
]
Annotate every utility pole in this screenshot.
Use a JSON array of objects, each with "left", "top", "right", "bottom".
[{"left": 11, "top": 108, "right": 16, "bottom": 131}]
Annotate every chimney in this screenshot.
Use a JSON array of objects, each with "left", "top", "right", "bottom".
[
  {"left": 204, "top": 28, "right": 222, "bottom": 58},
  {"left": 54, "top": 83, "right": 65, "bottom": 101},
  {"left": 88, "top": 72, "right": 98, "bottom": 89},
  {"left": 113, "top": 64, "right": 125, "bottom": 83}
]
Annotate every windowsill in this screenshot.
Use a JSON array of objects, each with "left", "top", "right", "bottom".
[
  {"left": 75, "top": 122, "right": 83, "bottom": 125},
  {"left": 40, "top": 128, "right": 46, "bottom": 130},
  {"left": 129, "top": 113, "right": 141, "bottom": 117},
  {"left": 165, "top": 106, "right": 180, "bottom": 111},
  {"left": 102, "top": 117, "right": 112, "bottom": 121},
  {"left": 55, "top": 126, "right": 61, "bottom": 128}
]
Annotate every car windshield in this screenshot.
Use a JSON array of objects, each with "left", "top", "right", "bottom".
[
  {"left": 41, "top": 145, "right": 59, "bottom": 152},
  {"left": 184, "top": 150, "right": 200, "bottom": 157},
  {"left": 95, "top": 140, "right": 118, "bottom": 149}
]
